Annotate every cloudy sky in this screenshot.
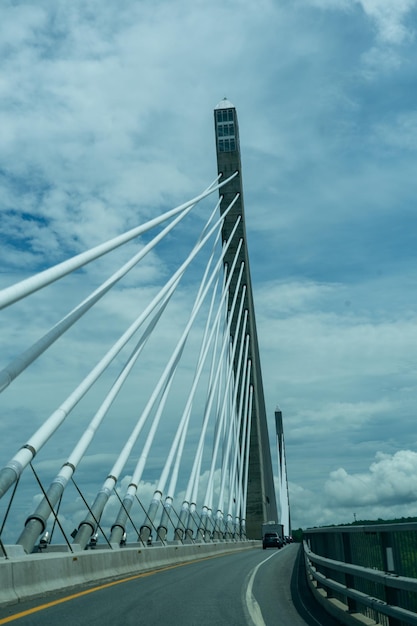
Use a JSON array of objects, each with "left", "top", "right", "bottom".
[{"left": 2, "top": 0, "right": 417, "bottom": 540}]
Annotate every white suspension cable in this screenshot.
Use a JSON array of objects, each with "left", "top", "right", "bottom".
[
  {"left": 170, "top": 250, "right": 245, "bottom": 539},
  {"left": 15, "top": 284, "right": 177, "bottom": 552},
  {"left": 156, "top": 272, "right": 222, "bottom": 499},
  {"left": 132, "top": 252, "right": 224, "bottom": 516},
  {"left": 0, "top": 194, "right": 239, "bottom": 501},
  {"left": 0, "top": 194, "right": 217, "bottom": 394},
  {"left": 61, "top": 283, "right": 176, "bottom": 483},
  {"left": 0, "top": 173, "right": 237, "bottom": 310},
  {"left": 113, "top": 203, "right": 242, "bottom": 511},
  {"left": 98, "top": 204, "right": 225, "bottom": 499},
  {"left": 214, "top": 289, "right": 248, "bottom": 517},
  {"left": 212, "top": 289, "right": 229, "bottom": 466},
  {"left": 208, "top": 325, "right": 246, "bottom": 518},
  {"left": 224, "top": 314, "right": 249, "bottom": 518},
  {"left": 230, "top": 335, "right": 250, "bottom": 522},
  {"left": 242, "top": 382, "right": 254, "bottom": 520},
  {"left": 182, "top": 259, "right": 245, "bottom": 507},
  {"left": 158, "top": 276, "right": 224, "bottom": 529},
  {"left": 75, "top": 199, "right": 241, "bottom": 547},
  {"left": 188, "top": 274, "right": 228, "bottom": 509},
  {"left": 156, "top": 234, "right": 229, "bottom": 502}
]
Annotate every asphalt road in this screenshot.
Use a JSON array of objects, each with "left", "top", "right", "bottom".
[{"left": 0, "top": 544, "right": 343, "bottom": 626}]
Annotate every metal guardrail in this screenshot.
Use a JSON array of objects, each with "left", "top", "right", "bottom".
[{"left": 303, "top": 523, "right": 417, "bottom": 626}]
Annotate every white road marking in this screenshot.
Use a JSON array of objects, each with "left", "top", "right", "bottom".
[{"left": 244, "top": 551, "right": 279, "bottom": 626}]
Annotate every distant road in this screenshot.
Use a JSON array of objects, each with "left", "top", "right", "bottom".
[{"left": 0, "top": 544, "right": 341, "bottom": 625}]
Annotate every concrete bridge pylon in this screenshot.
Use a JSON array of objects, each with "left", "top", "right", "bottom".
[{"left": 214, "top": 99, "right": 278, "bottom": 539}]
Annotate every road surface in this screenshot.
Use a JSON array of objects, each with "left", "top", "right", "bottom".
[{"left": 0, "top": 543, "right": 342, "bottom": 625}]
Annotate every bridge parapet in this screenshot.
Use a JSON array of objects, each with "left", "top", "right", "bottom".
[
  {"left": 0, "top": 540, "right": 258, "bottom": 609},
  {"left": 303, "top": 523, "right": 417, "bottom": 626}
]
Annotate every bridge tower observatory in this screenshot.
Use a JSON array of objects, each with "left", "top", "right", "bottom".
[{"left": 214, "top": 98, "right": 278, "bottom": 538}]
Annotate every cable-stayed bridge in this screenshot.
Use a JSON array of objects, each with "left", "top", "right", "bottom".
[
  {"left": 2, "top": 102, "right": 417, "bottom": 626},
  {"left": 0, "top": 99, "right": 284, "bottom": 559}
]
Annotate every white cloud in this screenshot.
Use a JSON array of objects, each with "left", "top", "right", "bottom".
[
  {"left": 373, "top": 111, "right": 417, "bottom": 151},
  {"left": 355, "top": 0, "right": 417, "bottom": 44},
  {"left": 2, "top": 0, "right": 417, "bottom": 539},
  {"left": 288, "top": 450, "right": 417, "bottom": 529},
  {"left": 303, "top": 0, "right": 417, "bottom": 44},
  {"left": 257, "top": 279, "right": 417, "bottom": 392},
  {"left": 355, "top": 0, "right": 417, "bottom": 76},
  {"left": 325, "top": 450, "right": 417, "bottom": 507}
]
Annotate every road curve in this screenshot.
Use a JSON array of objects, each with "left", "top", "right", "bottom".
[{"left": 0, "top": 544, "right": 341, "bottom": 626}]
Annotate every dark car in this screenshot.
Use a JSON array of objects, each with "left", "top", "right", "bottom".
[{"left": 262, "top": 532, "right": 283, "bottom": 549}]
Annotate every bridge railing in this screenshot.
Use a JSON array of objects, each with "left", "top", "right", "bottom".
[
  {"left": 0, "top": 540, "right": 258, "bottom": 608},
  {"left": 303, "top": 523, "right": 417, "bottom": 626}
]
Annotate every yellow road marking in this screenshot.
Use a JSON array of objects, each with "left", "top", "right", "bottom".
[{"left": 0, "top": 554, "right": 219, "bottom": 624}]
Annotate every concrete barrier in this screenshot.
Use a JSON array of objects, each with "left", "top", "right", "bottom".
[
  {"left": 0, "top": 541, "right": 259, "bottom": 608},
  {"left": 0, "top": 557, "right": 18, "bottom": 607}
]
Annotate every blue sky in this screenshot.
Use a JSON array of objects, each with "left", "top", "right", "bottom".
[{"left": 2, "top": 0, "right": 417, "bottom": 537}]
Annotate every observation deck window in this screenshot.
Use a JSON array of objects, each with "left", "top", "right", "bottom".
[
  {"left": 216, "top": 108, "right": 236, "bottom": 152},
  {"left": 217, "top": 122, "right": 235, "bottom": 138},
  {"left": 216, "top": 109, "right": 234, "bottom": 123},
  {"left": 218, "top": 138, "right": 236, "bottom": 152}
]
